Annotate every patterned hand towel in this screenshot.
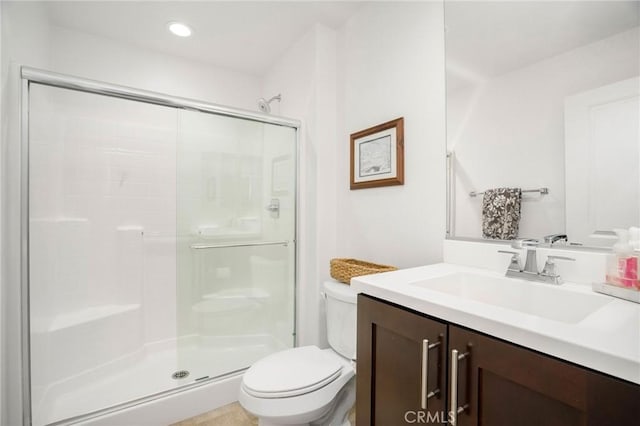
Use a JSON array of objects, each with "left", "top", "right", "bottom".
[{"left": 482, "top": 188, "right": 522, "bottom": 240}]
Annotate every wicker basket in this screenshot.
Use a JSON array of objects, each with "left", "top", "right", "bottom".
[{"left": 330, "top": 258, "right": 397, "bottom": 284}]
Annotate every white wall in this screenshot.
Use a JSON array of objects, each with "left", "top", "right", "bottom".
[
  {"left": 336, "top": 2, "right": 446, "bottom": 269},
  {"left": 262, "top": 23, "right": 338, "bottom": 348},
  {"left": 48, "top": 25, "right": 260, "bottom": 110},
  {"left": 449, "top": 27, "right": 640, "bottom": 241},
  {"left": 262, "top": 2, "right": 447, "bottom": 349},
  {"left": 1, "top": 2, "right": 51, "bottom": 424}
]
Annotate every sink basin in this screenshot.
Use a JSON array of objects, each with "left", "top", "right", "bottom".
[{"left": 411, "top": 272, "right": 611, "bottom": 324}]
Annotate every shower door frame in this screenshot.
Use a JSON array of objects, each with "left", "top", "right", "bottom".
[{"left": 19, "top": 66, "right": 300, "bottom": 425}]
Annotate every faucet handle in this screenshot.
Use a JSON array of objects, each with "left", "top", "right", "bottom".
[
  {"left": 541, "top": 255, "right": 575, "bottom": 283},
  {"left": 498, "top": 250, "right": 522, "bottom": 271}
]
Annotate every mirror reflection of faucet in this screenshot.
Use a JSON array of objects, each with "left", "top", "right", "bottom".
[
  {"left": 498, "top": 239, "right": 575, "bottom": 285},
  {"left": 544, "top": 234, "right": 568, "bottom": 246}
]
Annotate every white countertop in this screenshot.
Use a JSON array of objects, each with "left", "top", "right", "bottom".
[{"left": 351, "top": 263, "right": 640, "bottom": 385}]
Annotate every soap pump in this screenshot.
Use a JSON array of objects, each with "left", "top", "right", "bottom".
[{"left": 606, "top": 229, "right": 638, "bottom": 288}]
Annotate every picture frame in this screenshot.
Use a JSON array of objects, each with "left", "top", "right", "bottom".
[{"left": 350, "top": 117, "right": 404, "bottom": 190}]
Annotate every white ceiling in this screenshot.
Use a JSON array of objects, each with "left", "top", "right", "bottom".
[
  {"left": 446, "top": 1, "right": 640, "bottom": 88},
  {"left": 43, "top": 1, "right": 640, "bottom": 83},
  {"left": 44, "top": 1, "right": 364, "bottom": 76}
]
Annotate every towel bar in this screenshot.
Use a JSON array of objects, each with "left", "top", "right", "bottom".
[{"left": 469, "top": 187, "right": 548, "bottom": 198}]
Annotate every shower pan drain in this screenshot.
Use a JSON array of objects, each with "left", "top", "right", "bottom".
[{"left": 172, "top": 370, "right": 190, "bottom": 380}]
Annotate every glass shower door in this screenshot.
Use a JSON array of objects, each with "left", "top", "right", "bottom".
[
  {"left": 27, "top": 83, "right": 181, "bottom": 425},
  {"left": 176, "top": 110, "right": 296, "bottom": 381},
  {"left": 26, "top": 73, "right": 298, "bottom": 425}
]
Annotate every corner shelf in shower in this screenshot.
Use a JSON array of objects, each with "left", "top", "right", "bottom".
[{"left": 33, "top": 303, "right": 141, "bottom": 333}]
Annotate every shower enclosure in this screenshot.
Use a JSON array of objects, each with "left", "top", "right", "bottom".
[{"left": 22, "top": 68, "right": 298, "bottom": 425}]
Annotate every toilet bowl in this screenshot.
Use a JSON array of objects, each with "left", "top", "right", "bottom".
[{"left": 238, "top": 280, "right": 358, "bottom": 426}]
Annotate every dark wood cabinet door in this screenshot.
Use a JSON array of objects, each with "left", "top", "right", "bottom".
[
  {"left": 357, "top": 295, "right": 448, "bottom": 426},
  {"left": 449, "top": 325, "right": 589, "bottom": 426},
  {"left": 586, "top": 370, "right": 640, "bottom": 425},
  {"left": 449, "top": 326, "right": 640, "bottom": 426}
]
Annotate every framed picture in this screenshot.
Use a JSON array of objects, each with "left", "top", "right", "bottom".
[{"left": 350, "top": 117, "right": 404, "bottom": 190}]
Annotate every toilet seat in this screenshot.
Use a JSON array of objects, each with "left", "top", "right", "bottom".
[
  {"left": 238, "top": 346, "right": 355, "bottom": 425},
  {"left": 242, "top": 346, "right": 343, "bottom": 398},
  {"left": 238, "top": 280, "right": 358, "bottom": 425}
]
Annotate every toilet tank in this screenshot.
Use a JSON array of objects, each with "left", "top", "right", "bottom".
[{"left": 323, "top": 280, "right": 358, "bottom": 360}]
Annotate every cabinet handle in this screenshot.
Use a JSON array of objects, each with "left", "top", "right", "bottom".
[
  {"left": 421, "top": 338, "right": 442, "bottom": 410},
  {"left": 449, "top": 349, "right": 469, "bottom": 426}
]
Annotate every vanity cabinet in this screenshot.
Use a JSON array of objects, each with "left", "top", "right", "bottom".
[
  {"left": 356, "top": 294, "right": 448, "bottom": 425},
  {"left": 356, "top": 294, "right": 640, "bottom": 426}
]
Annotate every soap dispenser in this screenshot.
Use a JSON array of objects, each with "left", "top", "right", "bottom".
[
  {"left": 629, "top": 227, "right": 640, "bottom": 289},
  {"left": 606, "top": 229, "right": 638, "bottom": 288}
]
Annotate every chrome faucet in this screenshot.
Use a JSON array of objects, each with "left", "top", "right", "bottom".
[
  {"left": 511, "top": 239, "right": 539, "bottom": 273},
  {"left": 497, "top": 239, "right": 575, "bottom": 285}
]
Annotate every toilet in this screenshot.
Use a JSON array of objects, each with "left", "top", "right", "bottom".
[{"left": 238, "top": 280, "right": 358, "bottom": 426}]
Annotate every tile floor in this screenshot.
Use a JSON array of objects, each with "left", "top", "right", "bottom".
[
  {"left": 171, "top": 403, "right": 258, "bottom": 426},
  {"left": 173, "top": 402, "right": 356, "bottom": 425}
]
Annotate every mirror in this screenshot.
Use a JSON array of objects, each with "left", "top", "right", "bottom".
[{"left": 445, "top": 0, "right": 640, "bottom": 248}]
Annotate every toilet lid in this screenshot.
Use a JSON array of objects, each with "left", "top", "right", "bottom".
[{"left": 242, "top": 346, "right": 343, "bottom": 398}]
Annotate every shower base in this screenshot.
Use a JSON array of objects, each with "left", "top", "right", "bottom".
[{"left": 32, "top": 335, "right": 281, "bottom": 426}]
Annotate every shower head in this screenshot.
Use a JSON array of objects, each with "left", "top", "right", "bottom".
[{"left": 258, "top": 94, "right": 281, "bottom": 114}]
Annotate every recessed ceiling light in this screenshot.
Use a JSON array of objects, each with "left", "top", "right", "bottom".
[{"left": 167, "top": 22, "right": 192, "bottom": 37}]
